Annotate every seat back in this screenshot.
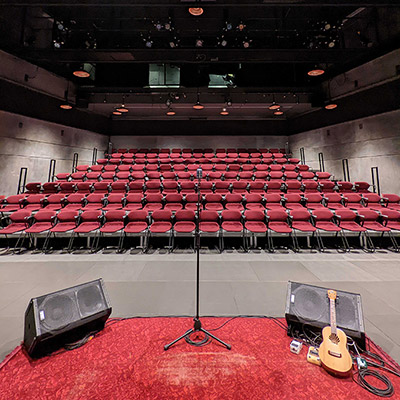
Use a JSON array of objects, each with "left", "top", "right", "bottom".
[
  {"left": 244, "top": 210, "right": 265, "bottom": 221},
  {"left": 9, "top": 210, "right": 31, "bottom": 222},
  {"left": 151, "top": 210, "right": 171, "bottom": 221},
  {"left": 80, "top": 210, "right": 102, "bottom": 222},
  {"left": 335, "top": 209, "right": 357, "bottom": 221},
  {"left": 127, "top": 210, "right": 148, "bottom": 222},
  {"left": 290, "top": 209, "right": 312, "bottom": 221},
  {"left": 358, "top": 209, "right": 379, "bottom": 221},
  {"left": 104, "top": 210, "right": 125, "bottom": 221},
  {"left": 312, "top": 209, "right": 335, "bottom": 221},
  {"left": 175, "top": 210, "right": 195, "bottom": 221},
  {"left": 57, "top": 210, "right": 79, "bottom": 222},
  {"left": 221, "top": 210, "right": 242, "bottom": 221},
  {"left": 267, "top": 210, "right": 288, "bottom": 221},
  {"left": 33, "top": 210, "right": 56, "bottom": 222},
  {"left": 199, "top": 210, "right": 219, "bottom": 222}
]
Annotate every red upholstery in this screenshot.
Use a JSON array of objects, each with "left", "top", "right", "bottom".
[
  {"left": 302, "top": 180, "right": 319, "bottom": 193},
  {"left": 76, "top": 182, "right": 92, "bottom": 194},
  {"left": 244, "top": 210, "right": 267, "bottom": 233},
  {"left": 63, "top": 193, "right": 85, "bottom": 211},
  {"left": 284, "top": 194, "right": 304, "bottom": 210},
  {"left": 100, "top": 211, "right": 125, "bottom": 233},
  {"left": 74, "top": 210, "right": 102, "bottom": 233},
  {"left": 355, "top": 181, "right": 371, "bottom": 193},
  {"left": 225, "top": 193, "right": 244, "bottom": 210},
  {"left": 59, "top": 182, "right": 76, "bottom": 194},
  {"left": 44, "top": 194, "right": 66, "bottom": 211},
  {"left": 50, "top": 211, "right": 78, "bottom": 232},
  {"left": 319, "top": 180, "right": 336, "bottom": 192},
  {"left": 25, "top": 182, "right": 41, "bottom": 194},
  {"left": 149, "top": 210, "right": 172, "bottom": 233},
  {"left": 265, "top": 194, "right": 284, "bottom": 211},
  {"left": 103, "top": 194, "right": 125, "bottom": 210},
  {"left": 285, "top": 180, "right": 302, "bottom": 193},
  {"left": 245, "top": 194, "right": 264, "bottom": 211},
  {"left": 269, "top": 171, "right": 284, "bottom": 180},
  {"left": 221, "top": 210, "right": 243, "bottom": 232},
  {"left": 199, "top": 210, "right": 220, "bottom": 233},
  {"left": 284, "top": 172, "right": 299, "bottom": 180},
  {"left": 337, "top": 181, "right": 354, "bottom": 193},
  {"left": 55, "top": 173, "right": 70, "bottom": 181},
  {"left": 22, "top": 194, "right": 46, "bottom": 211},
  {"left": 324, "top": 193, "right": 345, "bottom": 210},
  {"left": 289, "top": 210, "right": 316, "bottom": 232},
  {"left": 358, "top": 209, "right": 390, "bottom": 232},
  {"left": 90, "top": 165, "right": 103, "bottom": 172},
  {"left": 204, "top": 193, "right": 223, "bottom": 211},
  {"left": 0, "top": 210, "right": 31, "bottom": 234},
  {"left": 125, "top": 211, "right": 148, "bottom": 233},
  {"left": 42, "top": 182, "right": 59, "bottom": 194},
  {"left": 383, "top": 193, "right": 400, "bottom": 211},
  {"left": 123, "top": 194, "right": 143, "bottom": 211},
  {"left": 93, "top": 182, "right": 110, "bottom": 194},
  {"left": 129, "top": 181, "right": 144, "bottom": 193},
  {"left": 266, "top": 181, "right": 283, "bottom": 193},
  {"left": 110, "top": 182, "right": 127, "bottom": 193},
  {"left": 362, "top": 193, "right": 385, "bottom": 211},
  {"left": 214, "top": 181, "right": 230, "bottom": 194},
  {"left": 312, "top": 209, "right": 341, "bottom": 232},
  {"left": 316, "top": 172, "right": 331, "bottom": 180},
  {"left": 335, "top": 210, "right": 366, "bottom": 232},
  {"left": 143, "top": 193, "right": 163, "bottom": 211},
  {"left": 83, "top": 193, "right": 105, "bottom": 210},
  {"left": 164, "top": 193, "right": 183, "bottom": 211},
  {"left": 25, "top": 210, "right": 56, "bottom": 233},
  {"left": 174, "top": 210, "right": 196, "bottom": 233},
  {"left": 381, "top": 209, "right": 400, "bottom": 230},
  {"left": 87, "top": 172, "right": 101, "bottom": 181},
  {"left": 304, "top": 193, "right": 325, "bottom": 210},
  {"left": 267, "top": 210, "right": 292, "bottom": 233},
  {"left": 344, "top": 193, "right": 365, "bottom": 209}
]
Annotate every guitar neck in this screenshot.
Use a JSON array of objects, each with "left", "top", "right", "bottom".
[{"left": 329, "top": 298, "right": 337, "bottom": 335}]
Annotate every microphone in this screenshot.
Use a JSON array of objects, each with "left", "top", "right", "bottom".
[{"left": 196, "top": 167, "right": 203, "bottom": 180}]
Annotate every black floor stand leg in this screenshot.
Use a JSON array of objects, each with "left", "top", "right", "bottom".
[{"left": 164, "top": 170, "right": 231, "bottom": 351}]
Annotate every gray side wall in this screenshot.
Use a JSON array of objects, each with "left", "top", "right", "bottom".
[
  {"left": 110, "top": 135, "right": 289, "bottom": 151},
  {"left": 0, "top": 110, "right": 108, "bottom": 196},
  {"left": 289, "top": 110, "right": 400, "bottom": 194}
]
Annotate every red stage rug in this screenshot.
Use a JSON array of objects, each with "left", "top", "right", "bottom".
[{"left": 1, "top": 317, "right": 400, "bottom": 400}]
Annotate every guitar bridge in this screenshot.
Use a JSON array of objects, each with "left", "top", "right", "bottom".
[{"left": 328, "top": 350, "right": 343, "bottom": 358}]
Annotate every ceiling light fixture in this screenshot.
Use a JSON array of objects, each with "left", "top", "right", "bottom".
[
  {"left": 112, "top": 111, "right": 122, "bottom": 116},
  {"left": 189, "top": 7, "right": 204, "bottom": 16},
  {"left": 73, "top": 63, "right": 94, "bottom": 78},
  {"left": 116, "top": 95, "right": 129, "bottom": 113},
  {"left": 307, "top": 66, "right": 325, "bottom": 76},
  {"left": 193, "top": 92, "right": 204, "bottom": 110},
  {"left": 195, "top": 38, "right": 204, "bottom": 48},
  {"left": 269, "top": 95, "right": 280, "bottom": 110},
  {"left": 166, "top": 108, "right": 176, "bottom": 116},
  {"left": 60, "top": 86, "right": 72, "bottom": 110},
  {"left": 325, "top": 102, "right": 338, "bottom": 110},
  {"left": 274, "top": 109, "right": 284, "bottom": 116},
  {"left": 220, "top": 107, "right": 229, "bottom": 116}
]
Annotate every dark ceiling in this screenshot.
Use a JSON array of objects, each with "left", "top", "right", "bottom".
[{"left": 0, "top": 0, "right": 399, "bottom": 128}]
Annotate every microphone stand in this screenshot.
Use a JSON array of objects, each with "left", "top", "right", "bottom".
[{"left": 164, "top": 167, "right": 231, "bottom": 351}]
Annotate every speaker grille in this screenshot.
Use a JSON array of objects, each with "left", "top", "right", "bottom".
[
  {"left": 77, "top": 283, "right": 105, "bottom": 318},
  {"left": 39, "top": 294, "right": 78, "bottom": 332},
  {"left": 291, "top": 286, "right": 327, "bottom": 323}
]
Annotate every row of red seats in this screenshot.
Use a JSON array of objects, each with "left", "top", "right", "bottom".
[
  {"left": 2, "top": 192, "right": 400, "bottom": 215},
  {"left": 1, "top": 207, "right": 399, "bottom": 253},
  {"left": 110, "top": 148, "right": 287, "bottom": 154},
  {"left": 21, "top": 180, "right": 371, "bottom": 197},
  {"left": 72, "top": 163, "right": 307, "bottom": 173},
  {"left": 96, "top": 156, "right": 297, "bottom": 165}
]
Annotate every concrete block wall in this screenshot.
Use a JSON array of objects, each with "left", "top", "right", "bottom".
[
  {"left": 0, "top": 110, "right": 108, "bottom": 196},
  {"left": 111, "top": 135, "right": 289, "bottom": 152},
  {"left": 289, "top": 110, "right": 400, "bottom": 195}
]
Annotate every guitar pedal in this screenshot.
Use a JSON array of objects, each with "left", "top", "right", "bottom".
[
  {"left": 307, "top": 346, "right": 321, "bottom": 366},
  {"left": 290, "top": 340, "right": 303, "bottom": 354}
]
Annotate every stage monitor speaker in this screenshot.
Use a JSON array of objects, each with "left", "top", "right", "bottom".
[
  {"left": 24, "top": 278, "right": 112, "bottom": 358},
  {"left": 285, "top": 281, "right": 366, "bottom": 349}
]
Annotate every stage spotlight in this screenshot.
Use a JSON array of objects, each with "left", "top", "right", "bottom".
[
  {"left": 307, "top": 67, "right": 325, "bottom": 76},
  {"left": 112, "top": 110, "right": 122, "bottom": 116},
  {"left": 60, "top": 103, "right": 72, "bottom": 110},
  {"left": 189, "top": 7, "right": 204, "bottom": 16},
  {"left": 325, "top": 101, "right": 338, "bottom": 110},
  {"left": 166, "top": 107, "right": 176, "bottom": 116},
  {"left": 193, "top": 93, "right": 204, "bottom": 110},
  {"left": 169, "top": 36, "right": 180, "bottom": 48},
  {"left": 155, "top": 22, "right": 163, "bottom": 31},
  {"left": 195, "top": 38, "right": 204, "bottom": 48},
  {"left": 73, "top": 63, "right": 95, "bottom": 78},
  {"left": 166, "top": 99, "right": 172, "bottom": 107},
  {"left": 53, "top": 40, "right": 63, "bottom": 49},
  {"left": 269, "top": 101, "right": 280, "bottom": 110},
  {"left": 226, "top": 98, "right": 232, "bottom": 107},
  {"left": 145, "top": 38, "right": 153, "bottom": 48},
  {"left": 225, "top": 21, "right": 233, "bottom": 31},
  {"left": 116, "top": 96, "right": 129, "bottom": 113},
  {"left": 274, "top": 109, "right": 284, "bottom": 115},
  {"left": 220, "top": 107, "right": 229, "bottom": 116}
]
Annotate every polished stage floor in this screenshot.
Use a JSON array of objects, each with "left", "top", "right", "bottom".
[{"left": 0, "top": 249, "right": 399, "bottom": 363}]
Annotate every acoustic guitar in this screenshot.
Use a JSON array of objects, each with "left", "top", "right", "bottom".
[{"left": 319, "top": 290, "right": 353, "bottom": 377}]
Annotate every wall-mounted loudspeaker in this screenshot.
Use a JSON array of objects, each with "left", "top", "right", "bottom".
[
  {"left": 24, "top": 278, "right": 112, "bottom": 358},
  {"left": 285, "top": 281, "right": 366, "bottom": 349}
]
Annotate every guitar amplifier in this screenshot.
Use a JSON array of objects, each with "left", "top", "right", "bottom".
[{"left": 285, "top": 281, "right": 366, "bottom": 349}]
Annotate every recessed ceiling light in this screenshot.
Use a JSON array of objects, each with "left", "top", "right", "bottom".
[
  {"left": 325, "top": 102, "right": 338, "bottom": 110},
  {"left": 220, "top": 107, "right": 229, "bottom": 116},
  {"left": 307, "top": 68, "right": 325, "bottom": 76},
  {"left": 269, "top": 102, "right": 280, "bottom": 110}
]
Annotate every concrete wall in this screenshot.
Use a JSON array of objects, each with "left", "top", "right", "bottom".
[
  {"left": 0, "top": 110, "right": 108, "bottom": 196},
  {"left": 289, "top": 110, "right": 400, "bottom": 195},
  {"left": 111, "top": 135, "right": 289, "bottom": 151}
]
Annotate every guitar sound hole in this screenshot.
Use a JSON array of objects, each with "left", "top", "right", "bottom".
[{"left": 329, "top": 333, "right": 340, "bottom": 344}]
